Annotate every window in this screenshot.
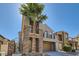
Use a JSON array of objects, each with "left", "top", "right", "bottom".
[
  {"left": 50, "top": 34, "right": 52, "bottom": 39},
  {"left": 53, "top": 34, "right": 55, "bottom": 39},
  {"left": 65, "top": 34, "right": 68, "bottom": 39},
  {"left": 49, "top": 33, "right": 52, "bottom": 39},
  {"left": 52, "top": 34, "right": 56, "bottom": 39},
  {"left": 44, "top": 31, "right": 48, "bottom": 38}
]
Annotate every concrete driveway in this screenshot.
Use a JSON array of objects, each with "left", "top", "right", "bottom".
[{"left": 47, "top": 51, "right": 79, "bottom": 56}]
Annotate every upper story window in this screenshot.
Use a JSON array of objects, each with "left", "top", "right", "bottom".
[
  {"left": 52, "top": 34, "right": 55, "bottom": 39},
  {"left": 49, "top": 33, "right": 52, "bottom": 39},
  {"left": 65, "top": 34, "right": 68, "bottom": 39},
  {"left": 44, "top": 31, "right": 48, "bottom": 38},
  {"left": 43, "top": 31, "right": 56, "bottom": 39},
  {"left": 53, "top": 34, "right": 56, "bottom": 39}
]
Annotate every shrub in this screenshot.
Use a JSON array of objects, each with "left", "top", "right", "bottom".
[{"left": 63, "top": 45, "right": 72, "bottom": 52}]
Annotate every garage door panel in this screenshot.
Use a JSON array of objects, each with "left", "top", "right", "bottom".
[
  {"left": 43, "top": 41, "right": 56, "bottom": 52},
  {"left": 43, "top": 42, "right": 52, "bottom": 51}
]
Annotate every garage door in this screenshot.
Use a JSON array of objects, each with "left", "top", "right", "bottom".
[{"left": 43, "top": 42, "right": 55, "bottom": 52}]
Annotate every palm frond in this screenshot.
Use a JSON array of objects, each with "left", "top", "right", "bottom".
[
  {"left": 19, "top": 3, "right": 48, "bottom": 23},
  {"left": 37, "top": 14, "right": 48, "bottom": 23}
]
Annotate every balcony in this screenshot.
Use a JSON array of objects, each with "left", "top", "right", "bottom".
[
  {"left": 26, "top": 26, "right": 43, "bottom": 38},
  {"left": 29, "top": 30, "right": 43, "bottom": 38}
]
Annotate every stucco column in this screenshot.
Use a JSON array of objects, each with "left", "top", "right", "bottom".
[
  {"left": 22, "top": 25, "right": 30, "bottom": 54},
  {"left": 23, "top": 39, "right": 29, "bottom": 54},
  {"left": 55, "top": 34, "right": 59, "bottom": 51},
  {"left": 32, "top": 38, "right": 36, "bottom": 53},
  {"left": 39, "top": 29, "right": 43, "bottom": 54},
  {"left": 39, "top": 38, "right": 43, "bottom": 54}
]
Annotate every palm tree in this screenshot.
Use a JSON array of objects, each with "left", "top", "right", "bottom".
[{"left": 19, "top": 3, "right": 48, "bottom": 33}]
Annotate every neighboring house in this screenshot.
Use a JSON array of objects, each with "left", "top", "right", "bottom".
[
  {"left": 68, "top": 37, "right": 78, "bottom": 50},
  {"left": 19, "top": 16, "right": 58, "bottom": 54},
  {"left": 74, "top": 36, "right": 79, "bottom": 49},
  {"left": 0, "top": 35, "right": 16, "bottom": 56},
  {"left": 0, "top": 35, "right": 5, "bottom": 55},
  {"left": 55, "top": 31, "right": 69, "bottom": 50},
  {"left": 54, "top": 32, "right": 78, "bottom": 51}
]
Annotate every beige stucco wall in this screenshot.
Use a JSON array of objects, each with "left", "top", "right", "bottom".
[
  {"left": 39, "top": 23, "right": 59, "bottom": 51},
  {"left": 75, "top": 37, "right": 79, "bottom": 49},
  {"left": 39, "top": 23, "right": 54, "bottom": 33},
  {"left": 1, "top": 45, "right": 8, "bottom": 56}
]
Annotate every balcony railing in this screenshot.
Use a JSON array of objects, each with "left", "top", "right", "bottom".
[
  {"left": 29, "top": 29, "right": 43, "bottom": 38},
  {"left": 26, "top": 25, "right": 41, "bottom": 34},
  {"left": 24, "top": 25, "right": 43, "bottom": 38}
]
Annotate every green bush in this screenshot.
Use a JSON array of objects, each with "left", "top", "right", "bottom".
[{"left": 63, "top": 45, "right": 72, "bottom": 52}]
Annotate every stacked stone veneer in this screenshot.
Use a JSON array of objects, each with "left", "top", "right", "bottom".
[
  {"left": 22, "top": 26, "right": 43, "bottom": 54},
  {"left": 20, "top": 16, "right": 43, "bottom": 54}
]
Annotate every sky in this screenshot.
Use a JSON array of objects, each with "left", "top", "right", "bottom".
[{"left": 0, "top": 3, "right": 79, "bottom": 41}]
